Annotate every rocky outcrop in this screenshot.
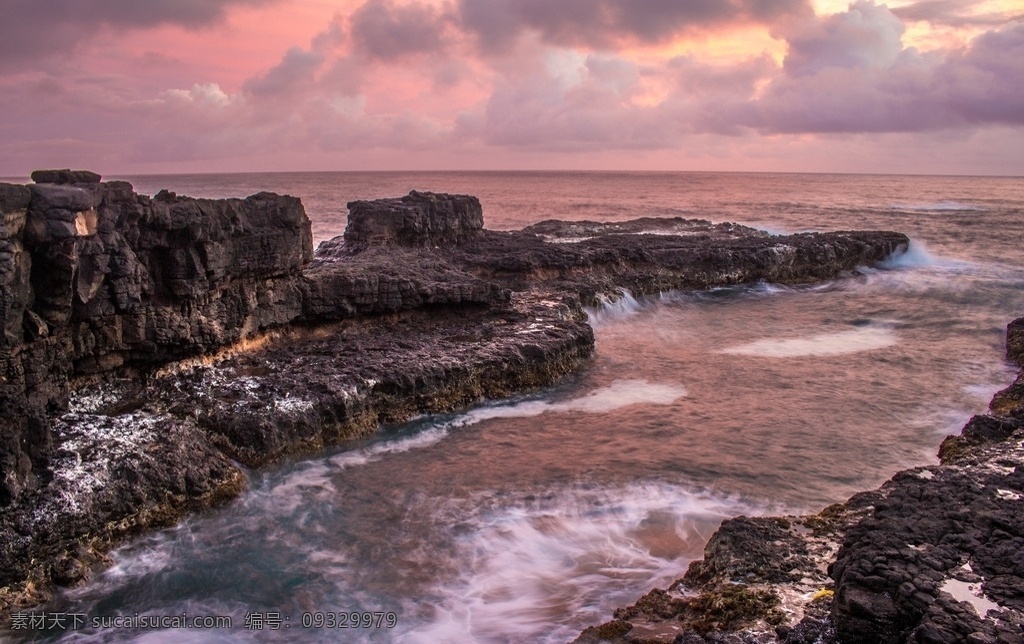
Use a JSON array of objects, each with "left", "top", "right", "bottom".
[
  {"left": 1, "top": 173, "right": 909, "bottom": 619},
  {"left": 1, "top": 172, "right": 312, "bottom": 506},
  {"left": 577, "top": 318, "right": 1024, "bottom": 644},
  {"left": 344, "top": 190, "right": 483, "bottom": 248}
]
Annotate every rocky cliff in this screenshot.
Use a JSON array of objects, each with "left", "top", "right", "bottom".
[
  {"left": 0, "top": 172, "right": 908, "bottom": 618},
  {"left": 1, "top": 171, "right": 312, "bottom": 506}
]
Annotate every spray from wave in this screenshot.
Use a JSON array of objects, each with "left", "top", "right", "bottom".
[{"left": 585, "top": 290, "right": 644, "bottom": 327}]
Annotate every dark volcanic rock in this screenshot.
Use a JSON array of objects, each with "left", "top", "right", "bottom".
[
  {"left": 0, "top": 176, "right": 313, "bottom": 505},
  {"left": 1, "top": 171, "right": 911, "bottom": 621},
  {"left": 1008, "top": 318, "right": 1024, "bottom": 365},
  {"left": 0, "top": 411, "right": 244, "bottom": 608},
  {"left": 523, "top": 217, "right": 769, "bottom": 241},
  {"left": 344, "top": 191, "right": 483, "bottom": 248},
  {"left": 455, "top": 226, "right": 908, "bottom": 304},
  {"left": 0, "top": 184, "right": 32, "bottom": 214},
  {"left": 300, "top": 247, "right": 506, "bottom": 320},
  {"left": 83, "top": 294, "right": 593, "bottom": 468},
  {"left": 30, "top": 170, "right": 102, "bottom": 185},
  {"left": 829, "top": 443, "right": 1024, "bottom": 643}
]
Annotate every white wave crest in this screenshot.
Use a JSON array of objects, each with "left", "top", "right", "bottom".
[{"left": 259, "top": 380, "right": 685, "bottom": 516}]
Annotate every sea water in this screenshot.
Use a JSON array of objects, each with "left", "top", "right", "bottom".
[{"left": 10, "top": 172, "right": 1024, "bottom": 643}]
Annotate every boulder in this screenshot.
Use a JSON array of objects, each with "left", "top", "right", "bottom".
[
  {"left": 344, "top": 191, "right": 483, "bottom": 248},
  {"left": 30, "top": 169, "right": 102, "bottom": 185},
  {"left": 0, "top": 183, "right": 32, "bottom": 214}
]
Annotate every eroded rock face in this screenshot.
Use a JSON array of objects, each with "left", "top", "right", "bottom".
[
  {"left": 0, "top": 174, "right": 313, "bottom": 504},
  {"left": 0, "top": 173, "right": 911, "bottom": 619}
]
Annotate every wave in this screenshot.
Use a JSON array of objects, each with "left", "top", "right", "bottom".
[
  {"left": 395, "top": 482, "right": 764, "bottom": 644},
  {"left": 585, "top": 289, "right": 644, "bottom": 327},
  {"left": 858, "top": 240, "right": 1024, "bottom": 303},
  {"left": 878, "top": 240, "right": 941, "bottom": 269}
]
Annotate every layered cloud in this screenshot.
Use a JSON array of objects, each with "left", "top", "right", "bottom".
[
  {"left": 458, "top": 0, "right": 812, "bottom": 51},
  {"left": 1, "top": 0, "right": 1022, "bottom": 175},
  {"left": 892, "top": 0, "right": 1023, "bottom": 27}
]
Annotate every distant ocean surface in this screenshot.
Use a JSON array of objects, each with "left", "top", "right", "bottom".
[{"left": 13, "top": 171, "right": 1024, "bottom": 643}]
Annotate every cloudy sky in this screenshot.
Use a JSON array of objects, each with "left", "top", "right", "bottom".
[{"left": 1, "top": 0, "right": 1022, "bottom": 176}]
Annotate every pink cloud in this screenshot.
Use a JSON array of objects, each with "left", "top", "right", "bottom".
[
  {"left": 1, "top": 0, "right": 1022, "bottom": 176},
  {"left": 742, "top": 7, "right": 1024, "bottom": 133},
  {"left": 350, "top": 0, "right": 452, "bottom": 60}
]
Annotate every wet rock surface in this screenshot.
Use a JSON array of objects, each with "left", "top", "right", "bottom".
[
  {"left": 1, "top": 173, "right": 909, "bottom": 618},
  {"left": 577, "top": 319, "right": 1024, "bottom": 644}
]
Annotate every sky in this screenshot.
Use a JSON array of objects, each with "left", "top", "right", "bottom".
[{"left": 1, "top": 0, "right": 1022, "bottom": 176}]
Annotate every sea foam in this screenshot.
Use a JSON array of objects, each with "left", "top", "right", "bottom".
[
  {"left": 255, "top": 379, "right": 687, "bottom": 517},
  {"left": 455, "top": 379, "right": 686, "bottom": 426},
  {"left": 720, "top": 327, "right": 897, "bottom": 358},
  {"left": 878, "top": 240, "right": 940, "bottom": 269},
  {"left": 396, "top": 482, "right": 762, "bottom": 644},
  {"left": 585, "top": 290, "right": 644, "bottom": 327}
]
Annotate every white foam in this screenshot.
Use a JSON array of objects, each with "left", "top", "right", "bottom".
[
  {"left": 456, "top": 379, "right": 686, "bottom": 426},
  {"left": 328, "top": 426, "right": 451, "bottom": 469},
  {"left": 878, "top": 241, "right": 941, "bottom": 269},
  {"left": 253, "top": 425, "right": 452, "bottom": 517},
  {"left": 873, "top": 240, "right": 1020, "bottom": 280},
  {"left": 257, "top": 460, "right": 338, "bottom": 517},
  {"left": 720, "top": 327, "right": 897, "bottom": 358},
  {"left": 735, "top": 221, "right": 793, "bottom": 236},
  {"left": 396, "top": 483, "right": 761, "bottom": 644},
  {"left": 585, "top": 290, "right": 644, "bottom": 327}
]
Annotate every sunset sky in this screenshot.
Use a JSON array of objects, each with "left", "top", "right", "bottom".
[{"left": 2, "top": 0, "right": 1022, "bottom": 176}]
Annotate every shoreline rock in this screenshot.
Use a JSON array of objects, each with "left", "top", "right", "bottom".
[
  {"left": 576, "top": 319, "right": 1024, "bottom": 643},
  {"left": 1, "top": 171, "right": 908, "bottom": 619}
]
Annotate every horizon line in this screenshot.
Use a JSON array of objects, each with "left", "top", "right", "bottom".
[{"left": 3, "top": 168, "right": 1023, "bottom": 182}]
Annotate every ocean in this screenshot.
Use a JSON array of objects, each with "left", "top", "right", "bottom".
[{"left": 11, "top": 171, "right": 1024, "bottom": 643}]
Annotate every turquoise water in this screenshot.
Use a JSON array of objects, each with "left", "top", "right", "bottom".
[{"left": 12, "top": 172, "right": 1024, "bottom": 643}]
